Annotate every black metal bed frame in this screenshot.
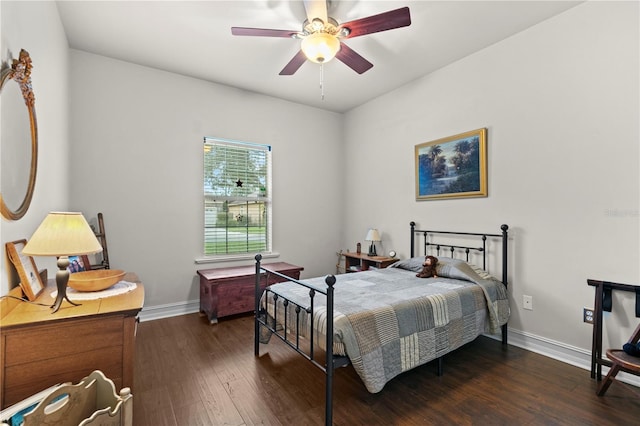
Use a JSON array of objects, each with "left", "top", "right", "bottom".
[{"left": 254, "top": 222, "right": 509, "bottom": 425}]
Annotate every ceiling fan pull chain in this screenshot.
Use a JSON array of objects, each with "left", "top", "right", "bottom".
[{"left": 320, "top": 63, "right": 325, "bottom": 100}]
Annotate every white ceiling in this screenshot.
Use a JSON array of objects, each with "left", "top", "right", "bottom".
[{"left": 56, "top": 0, "right": 581, "bottom": 113}]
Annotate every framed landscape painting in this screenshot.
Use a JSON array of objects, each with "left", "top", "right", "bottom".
[{"left": 415, "top": 128, "right": 488, "bottom": 201}]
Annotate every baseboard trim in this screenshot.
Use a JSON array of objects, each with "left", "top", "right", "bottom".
[
  {"left": 506, "top": 327, "right": 591, "bottom": 369},
  {"left": 138, "top": 302, "right": 640, "bottom": 387},
  {"left": 504, "top": 327, "right": 640, "bottom": 387},
  {"left": 138, "top": 299, "right": 200, "bottom": 322}
]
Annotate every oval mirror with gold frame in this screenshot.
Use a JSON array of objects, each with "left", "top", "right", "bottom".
[{"left": 0, "top": 49, "right": 38, "bottom": 221}]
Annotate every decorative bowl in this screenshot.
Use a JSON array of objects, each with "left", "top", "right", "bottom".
[{"left": 68, "top": 269, "right": 126, "bottom": 292}]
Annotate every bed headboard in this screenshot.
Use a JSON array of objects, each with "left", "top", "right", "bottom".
[{"left": 409, "top": 221, "right": 509, "bottom": 287}]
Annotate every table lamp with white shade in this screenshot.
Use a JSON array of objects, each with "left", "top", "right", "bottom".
[
  {"left": 22, "top": 212, "right": 102, "bottom": 313},
  {"left": 365, "top": 228, "right": 381, "bottom": 257}
]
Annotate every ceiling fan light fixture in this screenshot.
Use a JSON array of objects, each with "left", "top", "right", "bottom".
[
  {"left": 301, "top": 32, "right": 340, "bottom": 63},
  {"left": 310, "top": 18, "right": 325, "bottom": 32}
]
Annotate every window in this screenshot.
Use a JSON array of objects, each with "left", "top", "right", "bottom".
[{"left": 203, "top": 137, "right": 272, "bottom": 256}]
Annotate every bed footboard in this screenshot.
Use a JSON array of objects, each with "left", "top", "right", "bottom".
[{"left": 254, "top": 254, "right": 347, "bottom": 426}]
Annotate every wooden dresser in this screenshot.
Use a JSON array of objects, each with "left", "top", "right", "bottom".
[
  {"left": 0, "top": 273, "right": 144, "bottom": 409},
  {"left": 197, "top": 262, "right": 303, "bottom": 324}
]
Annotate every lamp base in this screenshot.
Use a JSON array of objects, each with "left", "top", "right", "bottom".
[
  {"left": 368, "top": 243, "right": 377, "bottom": 257},
  {"left": 52, "top": 257, "right": 81, "bottom": 314}
]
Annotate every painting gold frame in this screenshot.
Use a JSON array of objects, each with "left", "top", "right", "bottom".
[
  {"left": 415, "top": 128, "right": 487, "bottom": 201},
  {"left": 6, "top": 239, "right": 44, "bottom": 301}
]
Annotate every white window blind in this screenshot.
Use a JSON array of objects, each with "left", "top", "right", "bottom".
[{"left": 203, "top": 137, "right": 272, "bottom": 255}]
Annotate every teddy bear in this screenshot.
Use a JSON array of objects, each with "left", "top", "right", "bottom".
[{"left": 416, "top": 255, "right": 438, "bottom": 278}]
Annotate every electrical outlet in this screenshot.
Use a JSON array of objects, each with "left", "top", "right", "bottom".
[
  {"left": 583, "top": 307, "right": 594, "bottom": 324},
  {"left": 523, "top": 295, "right": 533, "bottom": 310}
]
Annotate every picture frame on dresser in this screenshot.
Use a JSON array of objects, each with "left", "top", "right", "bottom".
[
  {"left": 415, "top": 127, "right": 488, "bottom": 201},
  {"left": 5, "top": 239, "right": 44, "bottom": 301}
]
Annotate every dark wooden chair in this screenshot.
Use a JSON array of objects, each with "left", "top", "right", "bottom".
[
  {"left": 77, "top": 213, "right": 110, "bottom": 271},
  {"left": 597, "top": 322, "right": 640, "bottom": 396}
]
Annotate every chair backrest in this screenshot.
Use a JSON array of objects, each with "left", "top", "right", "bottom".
[{"left": 628, "top": 322, "right": 640, "bottom": 345}]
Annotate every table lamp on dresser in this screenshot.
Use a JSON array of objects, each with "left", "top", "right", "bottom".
[{"left": 22, "top": 212, "right": 103, "bottom": 313}]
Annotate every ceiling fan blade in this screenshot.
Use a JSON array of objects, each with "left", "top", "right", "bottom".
[
  {"left": 231, "top": 27, "right": 298, "bottom": 38},
  {"left": 303, "top": 0, "right": 328, "bottom": 23},
  {"left": 335, "top": 43, "right": 373, "bottom": 74},
  {"left": 279, "top": 50, "right": 308, "bottom": 75},
  {"left": 339, "top": 7, "right": 411, "bottom": 39}
]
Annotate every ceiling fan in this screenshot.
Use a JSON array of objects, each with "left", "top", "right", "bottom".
[{"left": 231, "top": 0, "right": 411, "bottom": 75}]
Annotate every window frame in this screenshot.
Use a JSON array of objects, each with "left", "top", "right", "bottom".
[{"left": 202, "top": 137, "right": 272, "bottom": 259}]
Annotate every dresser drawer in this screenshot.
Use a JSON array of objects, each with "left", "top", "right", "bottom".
[
  {"left": 3, "top": 346, "right": 123, "bottom": 407},
  {"left": 4, "top": 316, "right": 123, "bottom": 366},
  {"left": 1, "top": 315, "right": 129, "bottom": 407}
]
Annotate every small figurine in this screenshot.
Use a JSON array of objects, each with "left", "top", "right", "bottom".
[{"left": 416, "top": 255, "right": 438, "bottom": 278}]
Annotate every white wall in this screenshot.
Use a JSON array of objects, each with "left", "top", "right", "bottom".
[
  {"left": 342, "top": 1, "right": 639, "bottom": 353},
  {"left": 2, "top": 0, "right": 637, "bottom": 369},
  {"left": 0, "top": 1, "right": 70, "bottom": 293},
  {"left": 67, "top": 51, "right": 344, "bottom": 309}
]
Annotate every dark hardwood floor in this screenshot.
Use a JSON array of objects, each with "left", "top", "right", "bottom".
[{"left": 133, "top": 313, "right": 640, "bottom": 425}]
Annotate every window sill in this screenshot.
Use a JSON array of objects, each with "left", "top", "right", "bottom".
[{"left": 194, "top": 252, "right": 280, "bottom": 265}]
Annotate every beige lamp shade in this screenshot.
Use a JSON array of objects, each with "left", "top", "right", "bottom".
[
  {"left": 22, "top": 212, "right": 102, "bottom": 256},
  {"left": 365, "top": 228, "right": 381, "bottom": 242}
]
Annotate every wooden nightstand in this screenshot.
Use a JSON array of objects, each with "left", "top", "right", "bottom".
[{"left": 343, "top": 252, "right": 397, "bottom": 273}]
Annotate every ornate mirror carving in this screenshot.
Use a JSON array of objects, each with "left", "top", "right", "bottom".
[{"left": 0, "top": 49, "right": 38, "bottom": 220}]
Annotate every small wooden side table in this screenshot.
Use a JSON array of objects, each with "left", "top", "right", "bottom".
[
  {"left": 343, "top": 252, "right": 397, "bottom": 273},
  {"left": 198, "top": 262, "right": 303, "bottom": 324}
]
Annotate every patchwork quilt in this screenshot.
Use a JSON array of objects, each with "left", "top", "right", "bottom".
[{"left": 261, "top": 259, "right": 509, "bottom": 393}]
